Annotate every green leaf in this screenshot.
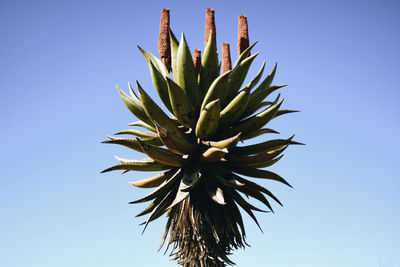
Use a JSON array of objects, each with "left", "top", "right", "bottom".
[
  {"left": 230, "top": 165, "right": 292, "bottom": 188},
  {"left": 231, "top": 135, "right": 295, "bottom": 155},
  {"left": 224, "top": 52, "right": 259, "bottom": 107},
  {"left": 116, "top": 86, "right": 154, "bottom": 126},
  {"left": 169, "top": 29, "right": 179, "bottom": 79},
  {"left": 148, "top": 60, "right": 173, "bottom": 113},
  {"left": 166, "top": 77, "right": 197, "bottom": 128},
  {"left": 130, "top": 169, "right": 181, "bottom": 204},
  {"left": 199, "top": 32, "right": 219, "bottom": 100},
  {"left": 176, "top": 33, "right": 199, "bottom": 106},
  {"left": 101, "top": 157, "right": 171, "bottom": 173}
]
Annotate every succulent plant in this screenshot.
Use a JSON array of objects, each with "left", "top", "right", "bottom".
[{"left": 102, "top": 8, "right": 302, "bottom": 267}]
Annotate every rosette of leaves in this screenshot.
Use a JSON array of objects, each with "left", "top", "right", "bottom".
[{"left": 102, "top": 8, "right": 302, "bottom": 267}]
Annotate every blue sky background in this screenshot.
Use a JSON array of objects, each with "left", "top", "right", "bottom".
[{"left": 1, "top": 0, "right": 399, "bottom": 266}]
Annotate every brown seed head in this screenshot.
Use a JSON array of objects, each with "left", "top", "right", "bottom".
[
  {"left": 193, "top": 49, "right": 202, "bottom": 75},
  {"left": 204, "top": 8, "right": 216, "bottom": 47},
  {"left": 238, "top": 15, "right": 249, "bottom": 55},
  {"left": 158, "top": 9, "right": 171, "bottom": 69},
  {"left": 222, "top": 43, "right": 232, "bottom": 74}
]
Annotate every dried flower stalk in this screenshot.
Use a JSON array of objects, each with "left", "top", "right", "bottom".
[
  {"left": 158, "top": 9, "right": 171, "bottom": 69},
  {"left": 204, "top": 8, "right": 216, "bottom": 47},
  {"left": 193, "top": 49, "right": 202, "bottom": 75},
  {"left": 238, "top": 15, "right": 249, "bottom": 55},
  {"left": 222, "top": 43, "right": 232, "bottom": 73}
]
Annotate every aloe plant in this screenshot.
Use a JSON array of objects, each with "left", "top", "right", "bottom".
[{"left": 103, "top": 8, "right": 301, "bottom": 266}]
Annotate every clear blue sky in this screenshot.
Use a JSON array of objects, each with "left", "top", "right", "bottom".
[{"left": 1, "top": 0, "right": 399, "bottom": 266}]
